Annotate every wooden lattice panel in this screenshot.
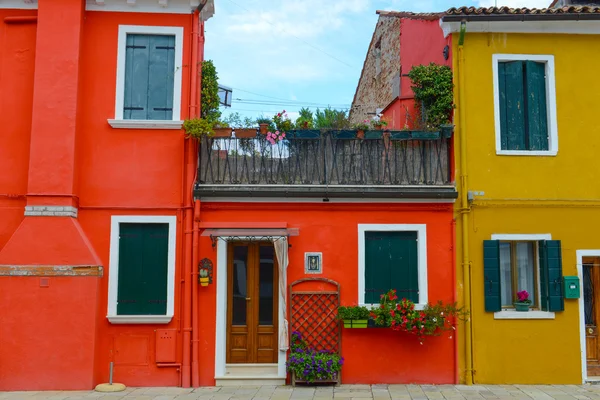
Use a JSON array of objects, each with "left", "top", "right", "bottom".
[{"left": 289, "top": 278, "right": 341, "bottom": 354}]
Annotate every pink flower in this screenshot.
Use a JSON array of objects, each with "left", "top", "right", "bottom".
[
  {"left": 281, "top": 133, "right": 286, "bottom": 138},
  {"left": 517, "top": 290, "right": 530, "bottom": 302}
]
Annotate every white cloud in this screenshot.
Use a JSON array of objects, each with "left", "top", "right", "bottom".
[{"left": 477, "top": 0, "right": 552, "bottom": 7}]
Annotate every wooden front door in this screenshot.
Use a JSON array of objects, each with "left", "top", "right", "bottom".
[
  {"left": 227, "top": 243, "right": 279, "bottom": 364},
  {"left": 584, "top": 257, "right": 600, "bottom": 376}
]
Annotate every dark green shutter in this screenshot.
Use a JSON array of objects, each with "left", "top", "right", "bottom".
[
  {"left": 117, "top": 223, "right": 169, "bottom": 315},
  {"left": 539, "top": 240, "right": 564, "bottom": 312},
  {"left": 483, "top": 240, "right": 501, "bottom": 312},
  {"left": 525, "top": 61, "right": 548, "bottom": 151},
  {"left": 365, "top": 231, "right": 418, "bottom": 303},
  {"left": 498, "top": 61, "right": 526, "bottom": 150},
  {"left": 124, "top": 34, "right": 175, "bottom": 120}
]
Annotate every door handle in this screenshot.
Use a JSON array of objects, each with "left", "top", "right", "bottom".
[
  {"left": 589, "top": 328, "right": 594, "bottom": 335},
  {"left": 246, "top": 297, "right": 251, "bottom": 301}
]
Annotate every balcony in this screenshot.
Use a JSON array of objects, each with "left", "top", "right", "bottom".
[{"left": 194, "top": 130, "right": 456, "bottom": 199}]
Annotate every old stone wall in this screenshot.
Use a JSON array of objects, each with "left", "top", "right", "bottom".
[{"left": 350, "top": 15, "right": 400, "bottom": 124}]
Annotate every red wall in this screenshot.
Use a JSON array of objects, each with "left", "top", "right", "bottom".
[
  {"left": 0, "top": 8, "right": 192, "bottom": 390},
  {"left": 196, "top": 202, "right": 457, "bottom": 385}
]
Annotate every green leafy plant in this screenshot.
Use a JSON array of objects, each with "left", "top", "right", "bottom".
[
  {"left": 314, "top": 107, "right": 351, "bottom": 129},
  {"left": 407, "top": 63, "right": 454, "bottom": 129},
  {"left": 295, "top": 107, "right": 314, "bottom": 129},
  {"left": 352, "top": 119, "right": 370, "bottom": 131},
  {"left": 370, "top": 289, "right": 468, "bottom": 343},
  {"left": 337, "top": 305, "right": 370, "bottom": 320},
  {"left": 272, "top": 110, "right": 293, "bottom": 132},
  {"left": 212, "top": 120, "right": 230, "bottom": 128},
  {"left": 222, "top": 112, "right": 255, "bottom": 128},
  {"left": 256, "top": 116, "right": 275, "bottom": 132},
  {"left": 182, "top": 118, "right": 213, "bottom": 139},
  {"left": 201, "top": 60, "right": 221, "bottom": 125},
  {"left": 371, "top": 119, "right": 388, "bottom": 129},
  {"left": 286, "top": 331, "right": 343, "bottom": 382}
]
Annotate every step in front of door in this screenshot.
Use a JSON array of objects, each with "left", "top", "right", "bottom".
[{"left": 216, "top": 363, "right": 285, "bottom": 386}]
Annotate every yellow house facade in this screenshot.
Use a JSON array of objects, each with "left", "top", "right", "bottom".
[{"left": 441, "top": 6, "right": 600, "bottom": 384}]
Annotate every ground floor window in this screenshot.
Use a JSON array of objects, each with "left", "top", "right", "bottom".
[
  {"left": 107, "top": 216, "right": 176, "bottom": 324},
  {"left": 358, "top": 224, "right": 427, "bottom": 307},
  {"left": 499, "top": 241, "right": 538, "bottom": 308}
]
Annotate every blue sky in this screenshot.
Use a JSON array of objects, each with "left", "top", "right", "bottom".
[{"left": 204, "top": 0, "right": 550, "bottom": 122}]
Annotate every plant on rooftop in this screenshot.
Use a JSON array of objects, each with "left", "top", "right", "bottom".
[
  {"left": 407, "top": 63, "right": 454, "bottom": 130},
  {"left": 286, "top": 331, "right": 343, "bottom": 383}
]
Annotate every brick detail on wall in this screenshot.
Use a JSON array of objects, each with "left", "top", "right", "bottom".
[
  {"left": 350, "top": 15, "right": 401, "bottom": 124},
  {"left": 24, "top": 205, "right": 78, "bottom": 218}
]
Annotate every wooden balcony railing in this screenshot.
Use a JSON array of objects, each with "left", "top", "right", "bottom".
[{"left": 194, "top": 130, "right": 456, "bottom": 199}]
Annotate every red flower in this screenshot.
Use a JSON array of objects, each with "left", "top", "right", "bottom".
[
  {"left": 277, "top": 113, "right": 281, "bottom": 117},
  {"left": 390, "top": 310, "right": 395, "bottom": 317}
]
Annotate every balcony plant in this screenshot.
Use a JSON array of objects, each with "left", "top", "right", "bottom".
[
  {"left": 273, "top": 110, "right": 293, "bottom": 133},
  {"left": 407, "top": 63, "right": 454, "bottom": 137},
  {"left": 286, "top": 331, "right": 343, "bottom": 383},
  {"left": 256, "top": 116, "right": 274, "bottom": 135},
  {"left": 352, "top": 120, "right": 370, "bottom": 139},
  {"left": 370, "top": 289, "right": 467, "bottom": 344},
  {"left": 514, "top": 290, "right": 532, "bottom": 312},
  {"left": 337, "top": 305, "right": 370, "bottom": 328},
  {"left": 182, "top": 118, "right": 214, "bottom": 139},
  {"left": 212, "top": 120, "right": 231, "bottom": 137},
  {"left": 295, "top": 107, "right": 314, "bottom": 129}
]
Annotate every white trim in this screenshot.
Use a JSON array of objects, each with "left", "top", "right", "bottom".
[
  {"left": 200, "top": 197, "right": 456, "bottom": 204},
  {"left": 107, "top": 215, "right": 177, "bottom": 324},
  {"left": 358, "top": 224, "right": 428, "bottom": 308},
  {"left": 86, "top": 0, "right": 201, "bottom": 14},
  {"left": 491, "top": 234, "right": 552, "bottom": 241},
  {"left": 112, "top": 25, "right": 184, "bottom": 126},
  {"left": 441, "top": 20, "right": 600, "bottom": 38},
  {"left": 493, "top": 310, "right": 555, "bottom": 320},
  {"left": 215, "top": 238, "right": 287, "bottom": 379},
  {"left": 108, "top": 119, "right": 183, "bottom": 129},
  {"left": 576, "top": 250, "right": 600, "bottom": 384},
  {"left": 0, "top": 1, "right": 38, "bottom": 9},
  {"left": 492, "top": 54, "right": 558, "bottom": 156}
]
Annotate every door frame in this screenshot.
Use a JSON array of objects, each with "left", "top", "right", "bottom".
[
  {"left": 577, "top": 250, "right": 600, "bottom": 383},
  {"left": 215, "top": 238, "right": 287, "bottom": 379}
]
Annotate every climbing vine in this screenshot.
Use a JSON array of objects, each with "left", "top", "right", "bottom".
[
  {"left": 201, "top": 60, "right": 221, "bottom": 124},
  {"left": 407, "top": 63, "right": 454, "bottom": 129}
]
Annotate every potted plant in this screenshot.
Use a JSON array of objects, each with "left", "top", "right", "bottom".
[
  {"left": 233, "top": 127, "right": 257, "bottom": 138},
  {"left": 212, "top": 121, "right": 232, "bottom": 137},
  {"left": 199, "top": 269, "right": 210, "bottom": 287},
  {"left": 182, "top": 118, "right": 214, "bottom": 140},
  {"left": 256, "top": 117, "right": 273, "bottom": 135},
  {"left": 514, "top": 290, "right": 532, "bottom": 312},
  {"left": 273, "top": 110, "right": 293, "bottom": 133},
  {"left": 371, "top": 119, "right": 388, "bottom": 131},
  {"left": 337, "top": 305, "right": 370, "bottom": 328},
  {"left": 286, "top": 331, "right": 343, "bottom": 383},
  {"left": 353, "top": 120, "right": 370, "bottom": 139}
]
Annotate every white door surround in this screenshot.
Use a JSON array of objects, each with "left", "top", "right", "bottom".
[{"left": 214, "top": 238, "right": 287, "bottom": 383}]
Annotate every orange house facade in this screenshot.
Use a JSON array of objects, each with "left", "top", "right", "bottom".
[{"left": 0, "top": 0, "right": 458, "bottom": 390}]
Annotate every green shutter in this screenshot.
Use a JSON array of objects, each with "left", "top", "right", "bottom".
[
  {"left": 539, "top": 240, "right": 564, "bottom": 312},
  {"left": 525, "top": 61, "right": 549, "bottom": 151},
  {"left": 117, "top": 223, "right": 169, "bottom": 315},
  {"left": 483, "top": 240, "right": 501, "bottom": 312},
  {"left": 498, "top": 61, "right": 526, "bottom": 150},
  {"left": 365, "top": 231, "right": 418, "bottom": 304},
  {"left": 123, "top": 34, "right": 175, "bottom": 120}
]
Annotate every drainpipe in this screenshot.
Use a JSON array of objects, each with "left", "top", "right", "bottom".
[
  {"left": 192, "top": 199, "right": 200, "bottom": 387},
  {"left": 457, "top": 20, "right": 474, "bottom": 386},
  {"left": 182, "top": 7, "right": 201, "bottom": 389}
]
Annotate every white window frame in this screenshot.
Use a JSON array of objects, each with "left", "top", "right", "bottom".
[
  {"left": 358, "top": 224, "right": 428, "bottom": 309},
  {"left": 492, "top": 54, "right": 558, "bottom": 156},
  {"left": 108, "top": 25, "right": 184, "bottom": 130},
  {"left": 491, "top": 233, "right": 555, "bottom": 320},
  {"left": 107, "top": 215, "right": 177, "bottom": 324}
]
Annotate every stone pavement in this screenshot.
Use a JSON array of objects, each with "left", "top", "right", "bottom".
[{"left": 2, "top": 385, "right": 600, "bottom": 400}]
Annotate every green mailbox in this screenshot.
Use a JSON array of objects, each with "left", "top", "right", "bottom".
[{"left": 564, "top": 276, "right": 580, "bottom": 299}]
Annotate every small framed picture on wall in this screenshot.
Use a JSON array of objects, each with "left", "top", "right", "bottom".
[{"left": 304, "top": 252, "right": 322, "bottom": 274}]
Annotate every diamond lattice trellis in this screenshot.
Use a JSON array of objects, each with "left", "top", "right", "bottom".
[{"left": 289, "top": 278, "right": 341, "bottom": 354}]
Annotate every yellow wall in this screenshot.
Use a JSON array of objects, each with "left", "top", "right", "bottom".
[{"left": 454, "top": 32, "right": 600, "bottom": 384}]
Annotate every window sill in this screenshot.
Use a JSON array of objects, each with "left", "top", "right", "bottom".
[
  {"left": 362, "top": 303, "right": 426, "bottom": 311},
  {"left": 108, "top": 119, "right": 183, "bottom": 130},
  {"left": 107, "top": 315, "right": 173, "bottom": 324},
  {"left": 496, "top": 150, "right": 557, "bottom": 157},
  {"left": 494, "top": 310, "right": 555, "bottom": 320}
]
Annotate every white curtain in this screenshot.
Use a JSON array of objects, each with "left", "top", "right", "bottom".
[
  {"left": 499, "top": 242, "right": 512, "bottom": 306},
  {"left": 273, "top": 237, "right": 289, "bottom": 351}
]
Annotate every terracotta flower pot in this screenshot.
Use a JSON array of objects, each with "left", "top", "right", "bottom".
[
  {"left": 259, "top": 123, "right": 268, "bottom": 135},
  {"left": 213, "top": 127, "right": 232, "bottom": 138},
  {"left": 234, "top": 128, "right": 256, "bottom": 138},
  {"left": 356, "top": 129, "right": 365, "bottom": 139}
]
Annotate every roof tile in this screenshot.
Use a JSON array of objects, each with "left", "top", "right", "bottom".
[{"left": 445, "top": 5, "right": 600, "bottom": 15}]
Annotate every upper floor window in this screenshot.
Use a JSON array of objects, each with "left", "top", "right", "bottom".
[
  {"left": 109, "top": 26, "right": 184, "bottom": 129},
  {"left": 492, "top": 54, "right": 558, "bottom": 156}
]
